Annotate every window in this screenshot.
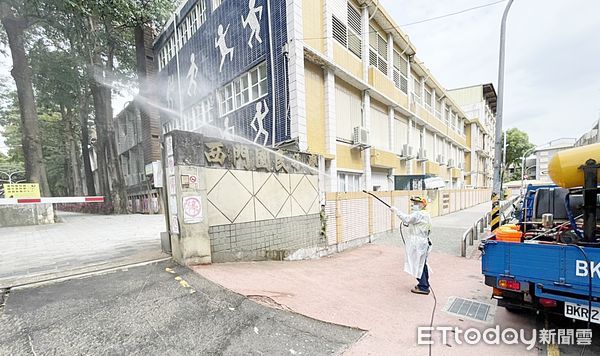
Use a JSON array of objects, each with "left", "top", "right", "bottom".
[
  {"left": 332, "top": 3, "right": 362, "bottom": 59},
  {"left": 347, "top": 4, "right": 362, "bottom": 58},
  {"left": 424, "top": 87, "right": 432, "bottom": 112},
  {"left": 332, "top": 16, "right": 347, "bottom": 47},
  {"left": 195, "top": 1, "right": 207, "bottom": 29},
  {"left": 412, "top": 78, "right": 422, "bottom": 104},
  {"left": 212, "top": 0, "right": 223, "bottom": 11},
  {"left": 181, "top": 96, "right": 213, "bottom": 131},
  {"left": 435, "top": 98, "right": 442, "bottom": 119},
  {"left": 337, "top": 172, "right": 361, "bottom": 192},
  {"left": 393, "top": 50, "right": 408, "bottom": 93},
  {"left": 218, "top": 62, "right": 268, "bottom": 116},
  {"left": 444, "top": 105, "right": 450, "bottom": 126},
  {"left": 369, "top": 26, "right": 387, "bottom": 74}
]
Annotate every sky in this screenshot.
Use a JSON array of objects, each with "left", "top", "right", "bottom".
[
  {"left": 380, "top": 0, "right": 600, "bottom": 146},
  {"left": 1, "top": 0, "right": 600, "bottom": 153}
]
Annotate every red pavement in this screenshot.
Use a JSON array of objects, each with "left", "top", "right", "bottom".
[{"left": 194, "top": 243, "right": 538, "bottom": 355}]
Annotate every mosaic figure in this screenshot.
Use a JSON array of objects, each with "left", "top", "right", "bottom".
[
  {"left": 251, "top": 100, "right": 269, "bottom": 146},
  {"left": 215, "top": 24, "right": 234, "bottom": 72},
  {"left": 223, "top": 116, "right": 235, "bottom": 140},
  {"left": 166, "top": 76, "right": 174, "bottom": 109},
  {"left": 186, "top": 53, "right": 198, "bottom": 96},
  {"left": 241, "top": 0, "right": 263, "bottom": 49}
]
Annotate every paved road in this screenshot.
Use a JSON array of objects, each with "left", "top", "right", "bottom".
[
  {"left": 0, "top": 261, "right": 363, "bottom": 355},
  {"left": 374, "top": 202, "right": 492, "bottom": 255},
  {"left": 0, "top": 212, "right": 167, "bottom": 288}
]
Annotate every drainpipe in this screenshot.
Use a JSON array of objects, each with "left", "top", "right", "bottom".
[{"left": 266, "top": 0, "right": 277, "bottom": 146}]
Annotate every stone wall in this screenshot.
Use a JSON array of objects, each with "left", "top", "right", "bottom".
[{"left": 0, "top": 204, "right": 54, "bottom": 227}]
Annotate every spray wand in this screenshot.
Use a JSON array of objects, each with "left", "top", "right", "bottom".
[{"left": 363, "top": 190, "right": 406, "bottom": 244}]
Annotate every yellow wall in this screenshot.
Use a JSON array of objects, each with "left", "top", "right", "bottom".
[
  {"left": 333, "top": 42, "right": 363, "bottom": 79},
  {"left": 370, "top": 148, "right": 400, "bottom": 169},
  {"left": 304, "top": 61, "right": 327, "bottom": 155},
  {"left": 466, "top": 123, "right": 472, "bottom": 146},
  {"left": 336, "top": 144, "right": 363, "bottom": 171},
  {"left": 302, "top": 0, "right": 324, "bottom": 53}
]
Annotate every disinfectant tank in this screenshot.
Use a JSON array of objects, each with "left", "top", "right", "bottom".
[{"left": 547, "top": 143, "right": 600, "bottom": 188}]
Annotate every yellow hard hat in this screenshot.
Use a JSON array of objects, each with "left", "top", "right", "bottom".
[{"left": 410, "top": 196, "right": 427, "bottom": 207}]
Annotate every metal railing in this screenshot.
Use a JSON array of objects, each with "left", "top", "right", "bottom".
[{"left": 460, "top": 195, "right": 520, "bottom": 257}]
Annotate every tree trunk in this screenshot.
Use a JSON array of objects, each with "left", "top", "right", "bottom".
[
  {"left": 78, "top": 90, "right": 96, "bottom": 196},
  {"left": 1, "top": 14, "right": 51, "bottom": 196},
  {"left": 63, "top": 106, "right": 84, "bottom": 196},
  {"left": 89, "top": 72, "right": 127, "bottom": 214},
  {"left": 89, "top": 77, "right": 111, "bottom": 201}
]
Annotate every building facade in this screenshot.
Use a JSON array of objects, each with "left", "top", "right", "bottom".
[
  {"left": 114, "top": 101, "right": 163, "bottom": 213},
  {"left": 154, "top": 0, "right": 475, "bottom": 192},
  {"left": 531, "top": 138, "right": 576, "bottom": 182},
  {"left": 574, "top": 118, "right": 600, "bottom": 147},
  {"left": 448, "top": 84, "right": 496, "bottom": 188}
]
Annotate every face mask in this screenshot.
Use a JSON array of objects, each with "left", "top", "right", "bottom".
[{"left": 413, "top": 204, "right": 421, "bottom": 211}]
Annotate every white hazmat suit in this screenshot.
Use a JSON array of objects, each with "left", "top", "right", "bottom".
[{"left": 391, "top": 206, "right": 432, "bottom": 278}]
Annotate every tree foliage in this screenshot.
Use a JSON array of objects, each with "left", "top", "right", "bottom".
[
  {"left": 503, "top": 128, "right": 535, "bottom": 181},
  {"left": 0, "top": 0, "right": 174, "bottom": 210}
]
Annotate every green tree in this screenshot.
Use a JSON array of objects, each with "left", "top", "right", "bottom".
[
  {"left": 30, "top": 41, "right": 85, "bottom": 195},
  {"left": 503, "top": 128, "right": 535, "bottom": 182},
  {"left": 0, "top": 0, "right": 51, "bottom": 195}
]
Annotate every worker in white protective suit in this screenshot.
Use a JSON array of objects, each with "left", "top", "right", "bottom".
[{"left": 390, "top": 196, "right": 432, "bottom": 295}]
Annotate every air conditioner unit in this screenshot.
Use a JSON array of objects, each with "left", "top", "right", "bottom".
[
  {"left": 352, "top": 126, "right": 370, "bottom": 147},
  {"left": 457, "top": 162, "right": 464, "bottom": 169},
  {"left": 447, "top": 159, "right": 455, "bottom": 168},
  {"left": 401, "top": 144, "right": 414, "bottom": 159},
  {"left": 417, "top": 149, "right": 427, "bottom": 161},
  {"left": 437, "top": 155, "right": 446, "bottom": 165}
]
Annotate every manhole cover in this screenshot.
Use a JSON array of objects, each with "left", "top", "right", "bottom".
[{"left": 444, "top": 297, "right": 494, "bottom": 322}]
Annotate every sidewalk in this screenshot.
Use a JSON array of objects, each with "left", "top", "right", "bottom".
[
  {"left": 375, "top": 202, "right": 491, "bottom": 256},
  {"left": 194, "top": 203, "right": 538, "bottom": 355},
  {"left": 0, "top": 212, "right": 167, "bottom": 288}
]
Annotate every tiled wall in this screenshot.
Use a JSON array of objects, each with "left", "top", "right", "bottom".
[
  {"left": 205, "top": 168, "right": 320, "bottom": 225},
  {"left": 155, "top": 0, "right": 290, "bottom": 144},
  {"left": 209, "top": 214, "right": 322, "bottom": 262},
  {"left": 205, "top": 166, "right": 324, "bottom": 262}
]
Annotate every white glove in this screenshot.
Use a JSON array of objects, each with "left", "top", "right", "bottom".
[{"left": 390, "top": 206, "right": 398, "bottom": 214}]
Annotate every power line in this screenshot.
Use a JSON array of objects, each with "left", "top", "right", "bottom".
[
  {"left": 299, "top": 0, "right": 507, "bottom": 41},
  {"left": 401, "top": 0, "right": 506, "bottom": 27}
]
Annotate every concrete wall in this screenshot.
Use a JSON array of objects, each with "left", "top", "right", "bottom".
[
  {"left": 165, "top": 131, "right": 322, "bottom": 265},
  {"left": 0, "top": 204, "right": 55, "bottom": 227}
]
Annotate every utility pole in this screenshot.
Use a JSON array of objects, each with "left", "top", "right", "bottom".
[
  {"left": 500, "top": 132, "right": 508, "bottom": 193},
  {"left": 491, "top": 0, "right": 514, "bottom": 231}
]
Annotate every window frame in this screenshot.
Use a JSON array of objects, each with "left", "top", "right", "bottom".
[{"left": 217, "top": 62, "right": 268, "bottom": 117}]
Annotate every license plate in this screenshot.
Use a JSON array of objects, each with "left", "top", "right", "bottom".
[{"left": 564, "top": 302, "right": 600, "bottom": 324}]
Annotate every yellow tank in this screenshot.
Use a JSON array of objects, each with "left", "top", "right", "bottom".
[{"left": 547, "top": 143, "right": 600, "bottom": 188}]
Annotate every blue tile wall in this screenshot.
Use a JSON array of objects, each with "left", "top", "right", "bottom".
[{"left": 154, "top": 0, "right": 290, "bottom": 145}]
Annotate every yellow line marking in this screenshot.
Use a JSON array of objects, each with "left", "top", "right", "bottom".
[
  {"left": 174, "top": 275, "right": 194, "bottom": 290},
  {"left": 547, "top": 342, "right": 560, "bottom": 356},
  {"left": 544, "top": 317, "right": 560, "bottom": 356},
  {"left": 165, "top": 267, "right": 176, "bottom": 274}
]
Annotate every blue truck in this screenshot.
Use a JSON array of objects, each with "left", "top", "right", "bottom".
[{"left": 481, "top": 145, "right": 600, "bottom": 324}]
